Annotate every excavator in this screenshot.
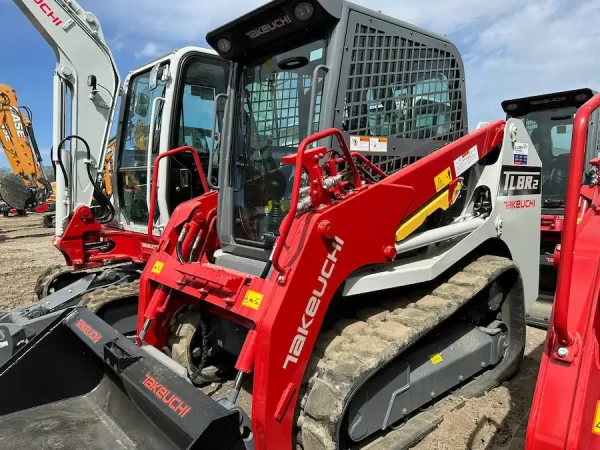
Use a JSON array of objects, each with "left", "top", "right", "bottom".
[
  {"left": 0, "top": 83, "right": 53, "bottom": 215},
  {"left": 0, "top": 0, "right": 231, "bottom": 364},
  {"left": 501, "top": 88, "right": 597, "bottom": 329},
  {"left": 0, "top": 1, "right": 542, "bottom": 449}
]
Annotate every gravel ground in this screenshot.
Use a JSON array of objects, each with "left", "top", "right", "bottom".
[
  {"left": 0, "top": 213, "right": 59, "bottom": 310},
  {"left": 0, "top": 213, "right": 546, "bottom": 449}
]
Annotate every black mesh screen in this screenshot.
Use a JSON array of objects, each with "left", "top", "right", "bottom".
[
  {"left": 344, "top": 23, "right": 465, "bottom": 145},
  {"left": 339, "top": 19, "right": 468, "bottom": 226}
]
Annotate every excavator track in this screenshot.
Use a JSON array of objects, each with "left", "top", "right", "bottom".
[
  {"left": 35, "top": 263, "right": 137, "bottom": 300},
  {"left": 35, "top": 265, "right": 93, "bottom": 299},
  {"left": 78, "top": 280, "right": 140, "bottom": 313},
  {"left": 296, "top": 255, "right": 517, "bottom": 450}
]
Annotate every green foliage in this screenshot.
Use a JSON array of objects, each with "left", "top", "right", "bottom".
[{"left": 0, "top": 166, "right": 55, "bottom": 182}]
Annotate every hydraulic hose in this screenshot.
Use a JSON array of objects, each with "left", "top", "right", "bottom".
[{"left": 56, "top": 135, "right": 115, "bottom": 224}]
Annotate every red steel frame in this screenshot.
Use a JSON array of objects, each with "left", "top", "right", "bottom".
[
  {"left": 54, "top": 146, "right": 208, "bottom": 270},
  {"left": 138, "top": 122, "right": 506, "bottom": 449},
  {"left": 526, "top": 93, "right": 600, "bottom": 449}
]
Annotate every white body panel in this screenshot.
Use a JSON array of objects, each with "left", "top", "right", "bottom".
[
  {"left": 344, "top": 119, "right": 542, "bottom": 313},
  {"left": 12, "top": 0, "right": 120, "bottom": 235}
]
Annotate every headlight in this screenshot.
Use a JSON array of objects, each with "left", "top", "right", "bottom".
[
  {"left": 294, "top": 2, "right": 314, "bottom": 21},
  {"left": 217, "top": 38, "right": 232, "bottom": 53}
]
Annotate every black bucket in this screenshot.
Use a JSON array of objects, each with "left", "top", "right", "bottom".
[
  {"left": 0, "top": 173, "right": 34, "bottom": 210},
  {"left": 0, "top": 309, "right": 244, "bottom": 450}
]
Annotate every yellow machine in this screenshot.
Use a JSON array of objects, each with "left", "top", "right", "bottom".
[
  {"left": 0, "top": 84, "right": 52, "bottom": 212},
  {"left": 102, "top": 137, "right": 115, "bottom": 197},
  {"left": 0, "top": 84, "right": 115, "bottom": 226}
]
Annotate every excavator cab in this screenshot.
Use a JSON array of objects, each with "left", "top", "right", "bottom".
[
  {"left": 113, "top": 49, "right": 229, "bottom": 234},
  {"left": 501, "top": 88, "right": 598, "bottom": 328}
]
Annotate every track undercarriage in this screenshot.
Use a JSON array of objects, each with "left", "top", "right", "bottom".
[{"left": 178, "top": 254, "right": 523, "bottom": 449}]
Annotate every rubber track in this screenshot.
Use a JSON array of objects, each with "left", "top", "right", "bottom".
[
  {"left": 35, "top": 263, "right": 135, "bottom": 299},
  {"left": 296, "top": 255, "right": 516, "bottom": 450},
  {"left": 78, "top": 280, "right": 140, "bottom": 313},
  {"left": 34, "top": 265, "right": 71, "bottom": 299},
  {"left": 35, "top": 265, "right": 108, "bottom": 299}
]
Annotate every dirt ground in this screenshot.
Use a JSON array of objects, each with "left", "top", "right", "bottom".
[
  {"left": 0, "top": 213, "right": 60, "bottom": 310},
  {"left": 0, "top": 213, "right": 546, "bottom": 449}
]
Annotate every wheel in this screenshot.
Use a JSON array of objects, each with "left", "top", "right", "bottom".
[
  {"left": 167, "top": 307, "right": 232, "bottom": 385},
  {"left": 42, "top": 214, "right": 55, "bottom": 228}
]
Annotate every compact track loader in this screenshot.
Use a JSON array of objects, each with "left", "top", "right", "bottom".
[
  {"left": 0, "top": 1, "right": 542, "bottom": 449},
  {"left": 502, "top": 88, "right": 597, "bottom": 329},
  {"left": 521, "top": 94, "right": 600, "bottom": 449}
]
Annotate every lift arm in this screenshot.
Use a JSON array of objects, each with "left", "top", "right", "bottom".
[{"left": 12, "top": 0, "right": 120, "bottom": 234}]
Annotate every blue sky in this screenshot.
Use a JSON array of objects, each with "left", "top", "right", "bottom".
[{"left": 1, "top": 0, "right": 598, "bottom": 167}]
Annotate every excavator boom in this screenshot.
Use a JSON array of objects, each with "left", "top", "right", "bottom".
[{"left": 12, "top": 0, "right": 120, "bottom": 234}]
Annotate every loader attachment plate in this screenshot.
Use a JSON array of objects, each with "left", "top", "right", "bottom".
[{"left": 0, "top": 308, "right": 245, "bottom": 450}]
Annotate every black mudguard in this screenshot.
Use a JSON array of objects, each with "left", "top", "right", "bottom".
[{"left": 0, "top": 308, "right": 244, "bottom": 450}]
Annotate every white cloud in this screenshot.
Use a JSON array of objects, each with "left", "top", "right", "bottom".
[
  {"left": 109, "top": 36, "right": 125, "bottom": 53},
  {"left": 134, "top": 42, "right": 164, "bottom": 59},
  {"left": 463, "top": 0, "right": 600, "bottom": 127},
  {"left": 78, "top": 0, "right": 600, "bottom": 127}
]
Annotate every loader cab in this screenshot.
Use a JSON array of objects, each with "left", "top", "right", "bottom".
[
  {"left": 206, "top": 0, "right": 468, "bottom": 271},
  {"left": 113, "top": 47, "right": 230, "bottom": 235},
  {"left": 501, "top": 88, "right": 597, "bottom": 213}
]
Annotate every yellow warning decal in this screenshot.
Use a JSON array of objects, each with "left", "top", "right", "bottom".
[
  {"left": 592, "top": 401, "right": 600, "bottom": 435},
  {"left": 242, "top": 290, "right": 264, "bottom": 311},
  {"left": 430, "top": 353, "right": 444, "bottom": 365},
  {"left": 434, "top": 167, "right": 452, "bottom": 192},
  {"left": 151, "top": 261, "right": 164, "bottom": 274}
]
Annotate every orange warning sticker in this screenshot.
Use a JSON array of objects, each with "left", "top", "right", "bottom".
[
  {"left": 434, "top": 167, "right": 452, "bottom": 192},
  {"left": 350, "top": 135, "right": 371, "bottom": 152}
]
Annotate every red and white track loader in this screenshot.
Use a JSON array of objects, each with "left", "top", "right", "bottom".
[
  {"left": 519, "top": 94, "right": 600, "bottom": 449},
  {"left": 0, "top": 1, "right": 543, "bottom": 449}
]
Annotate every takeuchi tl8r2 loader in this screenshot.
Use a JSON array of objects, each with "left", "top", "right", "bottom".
[
  {"left": 0, "top": 0, "right": 231, "bottom": 365},
  {"left": 506, "top": 93, "right": 600, "bottom": 450},
  {"left": 0, "top": 1, "right": 542, "bottom": 449},
  {"left": 501, "top": 87, "right": 598, "bottom": 330}
]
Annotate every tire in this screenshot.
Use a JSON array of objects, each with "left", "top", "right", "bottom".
[{"left": 42, "top": 214, "right": 55, "bottom": 228}]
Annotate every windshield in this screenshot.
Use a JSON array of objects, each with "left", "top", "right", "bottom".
[
  {"left": 232, "top": 39, "right": 327, "bottom": 245},
  {"left": 176, "top": 85, "right": 218, "bottom": 154},
  {"left": 118, "top": 64, "right": 168, "bottom": 224},
  {"left": 509, "top": 106, "right": 576, "bottom": 208}
]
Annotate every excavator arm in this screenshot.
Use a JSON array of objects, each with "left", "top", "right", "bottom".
[
  {"left": 0, "top": 84, "right": 52, "bottom": 210},
  {"left": 12, "top": 0, "right": 120, "bottom": 234}
]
